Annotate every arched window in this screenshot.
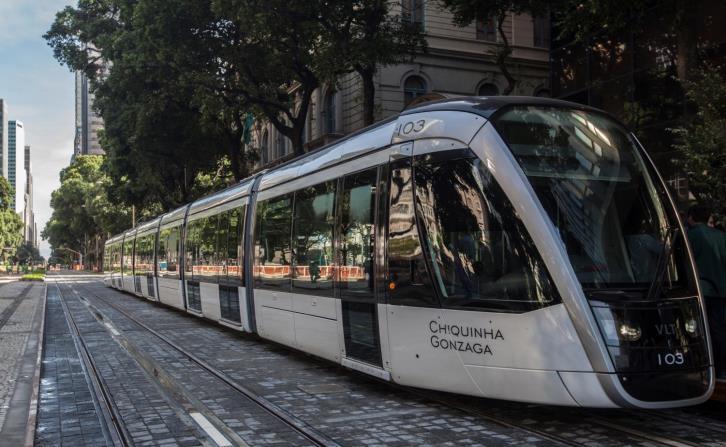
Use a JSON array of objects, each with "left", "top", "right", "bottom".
[
  {"left": 324, "top": 89, "right": 337, "bottom": 134},
  {"left": 403, "top": 75, "right": 428, "bottom": 107},
  {"left": 478, "top": 83, "right": 499, "bottom": 96},
  {"left": 275, "top": 129, "right": 286, "bottom": 159},
  {"left": 261, "top": 130, "right": 269, "bottom": 165}
]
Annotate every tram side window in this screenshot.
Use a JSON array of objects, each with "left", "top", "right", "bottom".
[
  {"left": 217, "top": 211, "right": 230, "bottom": 283},
  {"left": 187, "top": 216, "right": 220, "bottom": 283},
  {"left": 292, "top": 182, "right": 336, "bottom": 297},
  {"left": 254, "top": 194, "right": 293, "bottom": 290},
  {"left": 136, "top": 234, "right": 153, "bottom": 276},
  {"left": 112, "top": 244, "right": 122, "bottom": 273},
  {"left": 216, "top": 208, "right": 245, "bottom": 286},
  {"left": 184, "top": 220, "right": 199, "bottom": 279},
  {"left": 135, "top": 236, "right": 145, "bottom": 275},
  {"left": 167, "top": 226, "right": 181, "bottom": 278},
  {"left": 339, "top": 169, "right": 377, "bottom": 300},
  {"left": 387, "top": 159, "right": 438, "bottom": 307},
  {"left": 412, "top": 152, "right": 560, "bottom": 312},
  {"left": 103, "top": 247, "right": 110, "bottom": 273},
  {"left": 122, "top": 239, "right": 133, "bottom": 275},
  {"left": 158, "top": 228, "right": 169, "bottom": 277}
]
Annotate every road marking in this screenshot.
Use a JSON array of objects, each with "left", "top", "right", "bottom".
[{"left": 189, "top": 412, "right": 235, "bottom": 447}]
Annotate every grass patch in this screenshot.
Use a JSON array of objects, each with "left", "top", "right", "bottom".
[{"left": 21, "top": 273, "right": 45, "bottom": 282}]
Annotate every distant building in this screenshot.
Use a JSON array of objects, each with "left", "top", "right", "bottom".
[
  {"left": 0, "top": 99, "right": 7, "bottom": 179},
  {"left": 23, "top": 145, "right": 36, "bottom": 248},
  {"left": 74, "top": 70, "right": 105, "bottom": 157},
  {"left": 254, "top": 4, "right": 551, "bottom": 166},
  {"left": 7, "top": 120, "right": 25, "bottom": 211}
]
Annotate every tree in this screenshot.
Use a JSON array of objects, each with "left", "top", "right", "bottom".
[
  {"left": 672, "top": 65, "right": 726, "bottom": 215},
  {"left": 16, "top": 242, "right": 41, "bottom": 266},
  {"left": 0, "top": 177, "right": 23, "bottom": 261},
  {"left": 439, "top": 0, "right": 550, "bottom": 95},
  {"left": 42, "top": 155, "right": 131, "bottom": 270}
]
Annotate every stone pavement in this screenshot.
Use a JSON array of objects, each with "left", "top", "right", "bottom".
[
  {"left": 36, "top": 282, "right": 207, "bottom": 447},
  {"left": 0, "top": 281, "right": 46, "bottom": 446},
  {"left": 31, "top": 273, "right": 726, "bottom": 447},
  {"left": 76, "top": 278, "right": 726, "bottom": 447}
]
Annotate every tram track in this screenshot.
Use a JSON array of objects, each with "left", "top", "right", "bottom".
[
  {"left": 52, "top": 282, "right": 133, "bottom": 447},
  {"left": 62, "top": 278, "right": 339, "bottom": 447},
  {"left": 61, "top": 276, "right": 725, "bottom": 447},
  {"left": 585, "top": 416, "right": 702, "bottom": 447}
]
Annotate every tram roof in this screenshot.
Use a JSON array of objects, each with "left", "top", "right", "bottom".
[
  {"left": 187, "top": 177, "right": 255, "bottom": 216},
  {"left": 401, "top": 96, "right": 605, "bottom": 119},
  {"left": 134, "top": 216, "right": 162, "bottom": 236}
]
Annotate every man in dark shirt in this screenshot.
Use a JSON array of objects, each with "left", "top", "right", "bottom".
[{"left": 688, "top": 205, "right": 726, "bottom": 379}]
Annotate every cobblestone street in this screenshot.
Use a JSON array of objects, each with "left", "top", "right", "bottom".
[
  {"left": 0, "top": 281, "right": 45, "bottom": 446},
  {"left": 14, "top": 273, "right": 726, "bottom": 446}
]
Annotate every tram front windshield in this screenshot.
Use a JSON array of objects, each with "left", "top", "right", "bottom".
[{"left": 492, "top": 106, "right": 693, "bottom": 296}]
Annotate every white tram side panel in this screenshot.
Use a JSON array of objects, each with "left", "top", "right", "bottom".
[
  {"left": 182, "top": 186, "right": 252, "bottom": 332},
  {"left": 251, "top": 134, "right": 397, "bottom": 366}
]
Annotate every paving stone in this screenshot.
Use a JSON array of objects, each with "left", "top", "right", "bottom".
[{"left": 49, "top": 276, "right": 726, "bottom": 447}]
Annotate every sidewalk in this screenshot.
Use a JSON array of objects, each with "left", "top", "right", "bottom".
[{"left": 0, "top": 281, "right": 46, "bottom": 446}]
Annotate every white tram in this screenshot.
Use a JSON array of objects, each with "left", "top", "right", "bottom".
[{"left": 104, "top": 97, "right": 713, "bottom": 408}]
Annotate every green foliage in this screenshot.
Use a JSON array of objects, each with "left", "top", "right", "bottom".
[
  {"left": 0, "top": 210, "right": 23, "bottom": 261},
  {"left": 672, "top": 65, "right": 726, "bottom": 214},
  {"left": 0, "top": 177, "right": 14, "bottom": 211},
  {"left": 15, "top": 242, "right": 41, "bottom": 265},
  {"left": 42, "top": 155, "right": 132, "bottom": 266},
  {"left": 0, "top": 176, "right": 22, "bottom": 260},
  {"left": 44, "top": 0, "right": 426, "bottom": 194}
]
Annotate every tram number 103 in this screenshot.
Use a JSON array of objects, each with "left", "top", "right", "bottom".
[
  {"left": 394, "top": 119, "right": 426, "bottom": 137},
  {"left": 657, "top": 352, "right": 685, "bottom": 366}
]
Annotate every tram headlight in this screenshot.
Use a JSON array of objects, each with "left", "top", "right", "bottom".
[
  {"left": 618, "top": 323, "right": 642, "bottom": 342},
  {"left": 593, "top": 306, "right": 641, "bottom": 344}
]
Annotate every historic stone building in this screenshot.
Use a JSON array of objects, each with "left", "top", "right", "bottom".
[{"left": 254, "top": 2, "right": 550, "bottom": 168}]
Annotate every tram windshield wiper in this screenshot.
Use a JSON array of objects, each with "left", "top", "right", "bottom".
[{"left": 646, "top": 226, "right": 679, "bottom": 300}]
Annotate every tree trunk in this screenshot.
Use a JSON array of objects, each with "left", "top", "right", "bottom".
[
  {"left": 676, "top": 0, "right": 699, "bottom": 84},
  {"left": 358, "top": 65, "right": 376, "bottom": 126},
  {"left": 495, "top": 12, "right": 516, "bottom": 95}
]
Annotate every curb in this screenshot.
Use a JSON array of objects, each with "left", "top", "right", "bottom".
[{"left": 23, "top": 283, "right": 47, "bottom": 447}]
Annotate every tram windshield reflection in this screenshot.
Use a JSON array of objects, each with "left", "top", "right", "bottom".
[{"left": 493, "top": 106, "right": 694, "bottom": 295}]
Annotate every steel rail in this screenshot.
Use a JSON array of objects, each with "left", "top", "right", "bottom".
[
  {"left": 52, "top": 281, "right": 133, "bottom": 447},
  {"left": 68, "top": 278, "right": 339, "bottom": 447}
]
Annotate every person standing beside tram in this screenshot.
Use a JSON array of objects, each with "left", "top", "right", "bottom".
[{"left": 687, "top": 205, "right": 726, "bottom": 379}]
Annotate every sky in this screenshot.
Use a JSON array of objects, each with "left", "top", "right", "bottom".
[{"left": 0, "top": 0, "right": 76, "bottom": 257}]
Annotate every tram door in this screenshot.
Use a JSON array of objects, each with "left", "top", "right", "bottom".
[{"left": 337, "top": 168, "right": 382, "bottom": 366}]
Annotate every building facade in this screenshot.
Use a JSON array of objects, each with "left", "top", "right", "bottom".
[
  {"left": 7, "top": 120, "right": 25, "bottom": 211},
  {"left": 254, "top": 3, "right": 551, "bottom": 167},
  {"left": 74, "top": 70, "right": 105, "bottom": 157},
  {"left": 23, "top": 145, "right": 37, "bottom": 248},
  {"left": 0, "top": 99, "right": 7, "bottom": 179}
]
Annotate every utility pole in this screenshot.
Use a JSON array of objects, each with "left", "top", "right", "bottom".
[{"left": 132, "top": 205, "right": 136, "bottom": 228}]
